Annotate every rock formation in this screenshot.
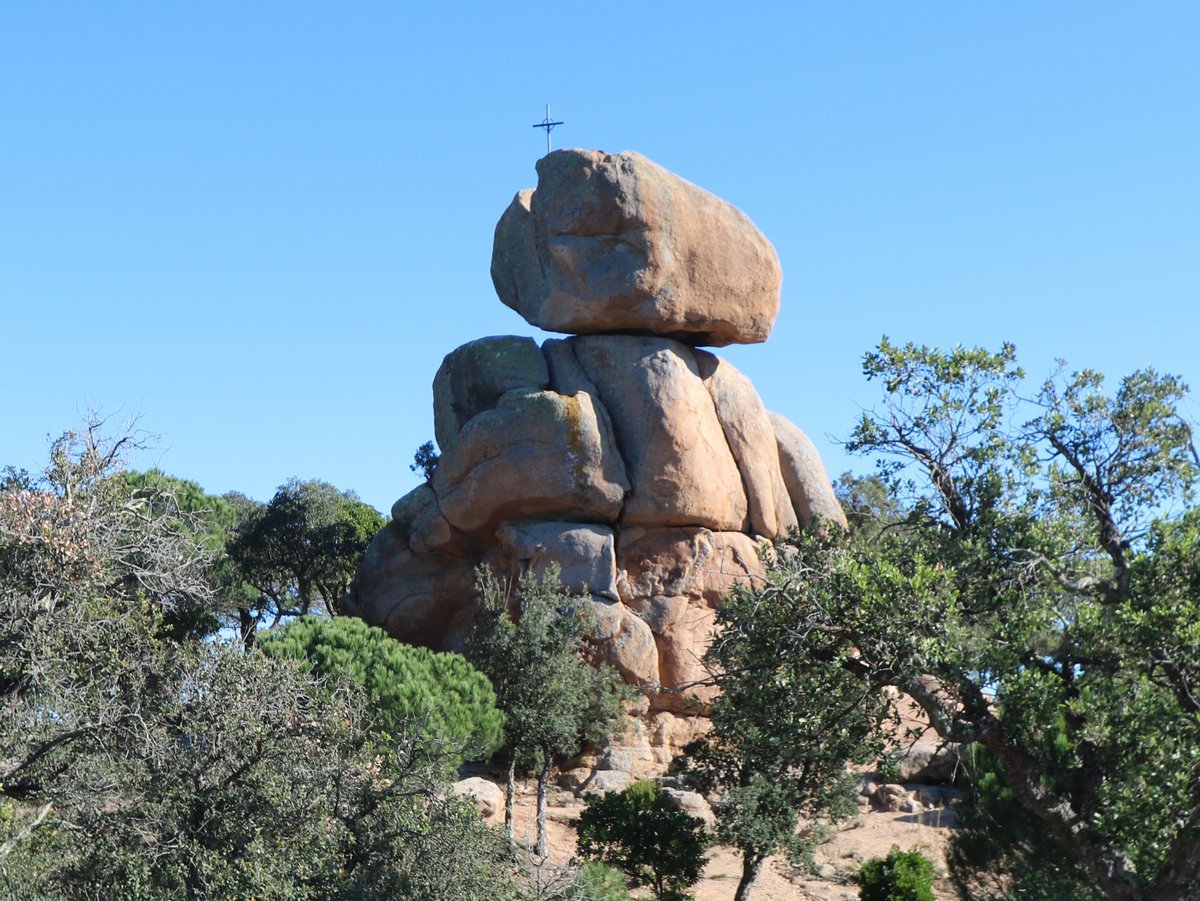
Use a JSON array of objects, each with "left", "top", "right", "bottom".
[
  {"left": 492, "top": 150, "right": 782, "bottom": 347},
  {"left": 344, "top": 149, "right": 845, "bottom": 768}
]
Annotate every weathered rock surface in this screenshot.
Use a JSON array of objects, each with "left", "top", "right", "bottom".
[
  {"left": 769, "top": 411, "right": 848, "bottom": 529},
  {"left": 697, "top": 351, "right": 798, "bottom": 537},
  {"left": 616, "top": 527, "right": 767, "bottom": 605},
  {"left": 586, "top": 596, "right": 625, "bottom": 642},
  {"left": 578, "top": 770, "right": 632, "bottom": 796},
  {"left": 433, "top": 389, "right": 629, "bottom": 535},
  {"left": 491, "top": 149, "right": 782, "bottom": 346},
  {"left": 651, "top": 602, "right": 719, "bottom": 713},
  {"left": 703, "top": 532, "right": 771, "bottom": 603},
  {"left": 572, "top": 335, "right": 748, "bottom": 531},
  {"left": 873, "top": 783, "right": 921, "bottom": 814},
  {"left": 496, "top": 521, "right": 618, "bottom": 600},
  {"left": 895, "top": 744, "right": 965, "bottom": 785},
  {"left": 451, "top": 777, "right": 505, "bottom": 819},
  {"left": 390, "top": 483, "right": 472, "bottom": 559},
  {"left": 660, "top": 787, "right": 716, "bottom": 826},
  {"left": 432, "top": 335, "right": 549, "bottom": 451},
  {"left": 342, "top": 523, "right": 477, "bottom": 650},
  {"left": 598, "top": 607, "right": 659, "bottom": 686},
  {"left": 346, "top": 149, "right": 847, "bottom": 786}
]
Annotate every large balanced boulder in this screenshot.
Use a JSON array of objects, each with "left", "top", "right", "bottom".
[{"left": 491, "top": 150, "right": 782, "bottom": 347}]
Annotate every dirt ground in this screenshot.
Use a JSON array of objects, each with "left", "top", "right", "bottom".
[
  {"left": 502, "top": 777, "right": 957, "bottom": 901},
  {"left": 488, "top": 697, "right": 958, "bottom": 900}
]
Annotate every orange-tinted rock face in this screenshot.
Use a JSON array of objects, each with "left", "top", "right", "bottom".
[
  {"left": 491, "top": 150, "right": 781, "bottom": 347},
  {"left": 345, "top": 150, "right": 845, "bottom": 753}
]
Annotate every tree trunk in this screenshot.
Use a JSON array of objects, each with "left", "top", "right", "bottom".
[
  {"left": 734, "top": 852, "right": 763, "bottom": 901},
  {"left": 297, "top": 581, "right": 312, "bottom": 617},
  {"left": 536, "top": 757, "right": 551, "bottom": 858},
  {"left": 505, "top": 756, "right": 516, "bottom": 840},
  {"left": 1154, "top": 798, "right": 1200, "bottom": 901},
  {"left": 979, "top": 730, "right": 1150, "bottom": 901},
  {"left": 238, "top": 607, "right": 255, "bottom": 651},
  {"left": 907, "top": 680, "right": 1154, "bottom": 901}
]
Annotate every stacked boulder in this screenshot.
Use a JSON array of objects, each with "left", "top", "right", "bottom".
[{"left": 344, "top": 149, "right": 845, "bottom": 767}]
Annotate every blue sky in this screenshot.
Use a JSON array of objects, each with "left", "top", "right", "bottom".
[{"left": 3, "top": 3, "right": 1197, "bottom": 514}]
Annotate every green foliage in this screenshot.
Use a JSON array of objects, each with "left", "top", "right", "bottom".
[
  {"left": 835, "top": 472, "right": 903, "bottom": 542},
  {"left": 467, "top": 566, "right": 628, "bottom": 767},
  {"left": 259, "top": 615, "right": 504, "bottom": 765},
  {"left": 122, "top": 468, "right": 245, "bottom": 639},
  {"left": 836, "top": 339, "right": 1200, "bottom": 900},
  {"left": 575, "top": 780, "right": 708, "bottom": 900},
  {"left": 411, "top": 440, "right": 440, "bottom": 481},
  {"left": 875, "top": 755, "right": 902, "bottom": 786},
  {"left": 0, "top": 421, "right": 519, "bottom": 899},
  {"left": 4, "top": 639, "right": 517, "bottom": 900},
  {"left": 0, "top": 423, "right": 216, "bottom": 620},
  {"left": 122, "top": 468, "right": 238, "bottom": 554},
  {"left": 855, "top": 846, "right": 936, "bottom": 901},
  {"left": 683, "top": 528, "right": 887, "bottom": 901},
  {"left": 563, "top": 861, "right": 633, "bottom": 901},
  {"left": 946, "top": 745, "right": 1103, "bottom": 900},
  {"left": 465, "top": 565, "right": 628, "bottom": 853},
  {"left": 226, "top": 478, "right": 385, "bottom": 638}
]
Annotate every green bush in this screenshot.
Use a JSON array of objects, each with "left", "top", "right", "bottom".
[
  {"left": 561, "top": 860, "right": 632, "bottom": 900},
  {"left": 576, "top": 780, "right": 708, "bottom": 901},
  {"left": 855, "top": 846, "right": 936, "bottom": 901},
  {"left": 259, "top": 616, "right": 504, "bottom": 764},
  {"left": 876, "top": 754, "right": 902, "bottom": 785}
]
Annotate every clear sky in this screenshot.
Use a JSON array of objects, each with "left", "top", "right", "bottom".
[{"left": 3, "top": 3, "right": 1197, "bottom": 514}]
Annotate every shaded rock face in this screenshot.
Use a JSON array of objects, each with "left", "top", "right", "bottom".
[
  {"left": 346, "top": 149, "right": 844, "bottom": 761},
  {"left": 491, "top": 149, "right": 782, "bottom": 347},
  {"left": 432, "top": 335, "right": 548, "bottom": 451}
]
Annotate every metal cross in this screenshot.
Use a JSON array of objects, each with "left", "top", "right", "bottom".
[{"left": 531, "top": 104, "right": 564, "bottom": 155}]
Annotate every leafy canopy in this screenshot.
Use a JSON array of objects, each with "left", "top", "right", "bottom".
[
  {"left": 225, "top": 478, "right": 384, "bottom": 637},
  {"left": 855, "top": 846, "right": 937, "bottom": 901},
  {"left": 466, "top": 566, "right": 627, "bottom": 772},
  {"left": 575, "top": 780, "right": 708, "bottom": 901},
  {"left": 833, "top": 339, "right": 1200, "bottom": 901},
  {"left": 259, "top": 615, "right": 505, "bottom": 766},
  {"left": 465, "top": 565, "right": 628, "bottom": 856},
  {"left": 0, "top": 420, "right": 519, "bottom": 900},
  {"left": 683, "top": 529, "right": 889, "bottom": 901}
]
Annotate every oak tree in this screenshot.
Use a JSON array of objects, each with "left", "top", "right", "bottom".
[
  {"left": 839, "top": 341, "right": 1198, "bottom": 900},
  {"left": 466, "top": 567, "right": 628, "bottom": 856}
]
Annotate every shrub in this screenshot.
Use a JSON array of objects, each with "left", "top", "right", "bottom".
[
  {"left": 410, "top": 440, "right": 440, "bottom": 481},
  {"left": 562, "top": 860, "right": 632, "bottom": 900},
  {"left": 576, "top": 780, "right": 708, "bottom": 901},
  {"left": 259, "top": 615, "right": 504, "bottom": 765},
  {"left": 855, "top": 846, "right": 936, "bottom": 901}
]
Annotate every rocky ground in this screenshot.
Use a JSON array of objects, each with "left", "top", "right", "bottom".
[
  {"left": 455, "top": 697, "right": 961, "bottom": 900},
  {"left": 495, "top": 774, "right": 958, "bottom": 901}
]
